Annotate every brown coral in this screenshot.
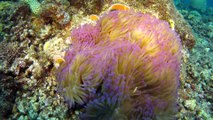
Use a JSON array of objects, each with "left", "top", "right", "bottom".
[{"left": 0, "top": 41, "right": 22, "bottom": 69}]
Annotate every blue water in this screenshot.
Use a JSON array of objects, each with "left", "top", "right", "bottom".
[
  {"left": 207, "top": 0, "right": 213, "bottom": 7},
  {"left": 175, "top": 0, "right": 213, "bottom": 7}
]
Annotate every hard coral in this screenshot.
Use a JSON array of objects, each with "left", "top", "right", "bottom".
[
  {"left": 40, "top": 3, "right": 71, "bottom": 28},
  {"left": 0, "top": 41, "right": 23, "bottom": 72},
  {"left": 57, "top": 10, "right": 181, "bottom": 119},
  {"left": 0, "top": 73, "right": 21, "bottom": 118}
]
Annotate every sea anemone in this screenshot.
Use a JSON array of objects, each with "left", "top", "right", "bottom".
[
  {"left": 57, "top": 10, "right": 182, "bottom": 119},
  {"left": 71, "top": 23, "right": 101, "bottom": 45}
]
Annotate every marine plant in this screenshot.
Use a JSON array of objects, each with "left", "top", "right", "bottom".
[{"left": 57, "top": 10, "right": 182, "bottom": 119}]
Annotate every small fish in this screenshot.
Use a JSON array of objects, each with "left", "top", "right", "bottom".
[
  {"left": 89, "top": 14, "right": 99, "bottom": 21},
  {"left": 89, "top": 3, "right": 130, "bottom": 21},
  {"left": 168, "top": 19, "right": 175, "bottom": 30},
  {"left": 108, "top": 3, "right": 130, "bottom": 11},
  {"left": 55, "top": 57, "right": 65, "bottom": 65}
]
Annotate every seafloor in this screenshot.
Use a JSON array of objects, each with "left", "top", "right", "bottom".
[{"left": 0, "top": 0, "right": 212, "bottom": 120}]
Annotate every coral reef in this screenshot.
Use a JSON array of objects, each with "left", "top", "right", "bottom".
[
  {"left": 57, "top": 10, "right": 182, "bottom": 119},
  {"left": 68, "top": 0, "right": 104, "bottom": 14},
  {"left": 12, "top": 75, "right": 69, "bottom": 119},
  {"left": 43, "top": 36, "right": 68, "bottom": 67},
  {"left": 0, "top": 1, "right": 71, "bottom": 119},
  {"left": 177, "top": 35, "right": 213, "bottom": 119},
  {"left": 0, "top": 0, "right": 71, "bottom": 73},
  {"left": 180, "top": 9, "right": 213, "bottom": 42},
  {"left": 39, "top": 2, "right": 71, "bottom": 28},
  {"left": 0, "top": 0, "right": 211, "bottom": 119},
  {"left": 175, "top": 2, "right": 213, "bottom": 120},
  {"left": 0, "top": 2, "right": 30, "bottom": 41},
  {"left": 18, "top": 0, "right": 72, "bottom": 31},
  {"left": 0, "top": 41, "right": 23, "bottom": 72},
  {"left": 0, "top": 73, "right": 21, "bottom": 118}
]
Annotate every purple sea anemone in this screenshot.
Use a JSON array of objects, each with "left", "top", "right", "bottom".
[{"left": 57, "top": 10, "right": 182, "bottom": 119}]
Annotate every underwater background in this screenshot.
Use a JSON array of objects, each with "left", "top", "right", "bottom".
[{"left": 0, "top": 0, "right": 212, "bottom": 120}]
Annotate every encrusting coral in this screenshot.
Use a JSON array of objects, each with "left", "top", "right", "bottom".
[{"left": 57, "top": 8, "right": 182, "bottom": 119}]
